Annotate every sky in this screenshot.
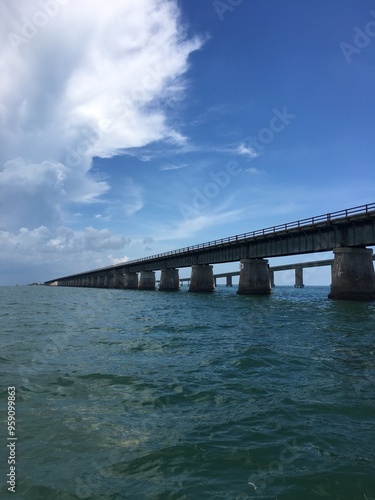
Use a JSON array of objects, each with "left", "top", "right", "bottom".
[{"left": 1, "top": 0, "right": 374, "bottom": 286}]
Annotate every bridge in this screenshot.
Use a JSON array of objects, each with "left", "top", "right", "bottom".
[
  {"left": 176, "top": 255, "right": 375, "bottom": 288},
  {"left": 45, "top": 203, "right": 375, "bottom": 300}
]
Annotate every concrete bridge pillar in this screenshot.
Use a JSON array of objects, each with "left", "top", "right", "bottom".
[
  {"left": 105, "top": 275, "right": 113, "bottom": 288},
  {"left": 226, "top": 275, "right": 233, "bottom": 287},
  {"left": 237, "top": 259, "right": 271, "bottom": 295},
  {"left": 269, "top": 270, "right": 275, "bottom": 288},
  {"left": 110, "top": 272, "right": 121, "bottom": 289},
  {"left": 108, "top": 271, "right": 120, "bottom": 288},
  {"left": 123, "top": 272, "right": 138, "bottom": 289},
  {"left": 189, "top": 265, "right": 215, "bottom": 293},
  {"left": 159, "top": 268, "right": 180, "bottom": 291},
  {"left": 116, "top": 271, "right": 125, "bottom": 288},
  {"left": 294, "top": 267, "right": 304, "bottom": 288},
  {"left": 328, "top": 247, "right": 375, "bottom": 300},
  {"left": 138, "top": 271, "right": 156, "bottom": 290}
]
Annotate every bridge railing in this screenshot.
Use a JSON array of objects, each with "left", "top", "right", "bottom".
[{"left": 126, "top": 202, "right": 375, "bottom": 265}]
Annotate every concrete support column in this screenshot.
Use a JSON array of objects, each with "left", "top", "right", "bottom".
[
  {"left": 92, "top": 276, "right": 99, "bottom": 287},
  {"left": 269, "top": 270, "right": 275, "bottom": 288},
  {"left": 328, "top": 247, "right": 375, "bottom": 300},
  {"left": 103, "top": 275, "right": 110, "bottom": 288},
  {"left": 138, "top": 271, "right": 156, "bottom": 290},
  {"left": 105, "top": 275, "right": 113, "bottom": 288},
  {"left": 123, "top": 272, "right": 138, "bottom": 289},
  {"left": 112, "top": 271, "right": 125, "bottom": 288},
  {"left": 189, "top": 265, "right": 215, "bottom": 293},
  {"left": 109, "top": 275, "right": 115, "bottom": 288},
  {"left": 226, "top": 275, "right": 233, "bottom": 287},
  {"left": 294, "top": 267, "right": 304, "bottom": 288},
  {"left": 237, "top": 259, "right": 271, "bottom": 295},
  {"left": 159, "top": 268, "right": 180, "bottom": 291}
]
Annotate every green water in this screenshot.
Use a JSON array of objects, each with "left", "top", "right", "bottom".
[{"left": 0, "top": 285, "right": 374, "bottom": 499}]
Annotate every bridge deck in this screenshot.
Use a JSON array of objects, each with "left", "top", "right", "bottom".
[{"left": 45, "top": 203, "right": 375, "bottom": 283}]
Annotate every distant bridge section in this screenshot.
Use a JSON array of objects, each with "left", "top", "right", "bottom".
[{"left": 45, "top": 203, "right": 375, "bottom": 300}]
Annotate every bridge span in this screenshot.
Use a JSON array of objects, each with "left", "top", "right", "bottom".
[
  {"left": 45, "top": 203, "right": 375, "bottom": 300},
  {"left": 176, "top": 255, "right": 375, "bottom": 288}
]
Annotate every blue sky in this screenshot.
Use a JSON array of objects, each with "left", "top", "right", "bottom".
[{"left": 1, "top": 0, "right": 374, "bottom": 285}]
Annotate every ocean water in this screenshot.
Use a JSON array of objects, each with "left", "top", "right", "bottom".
[{"left": 0, "top": 285, "right": 374, "bottom": 499}]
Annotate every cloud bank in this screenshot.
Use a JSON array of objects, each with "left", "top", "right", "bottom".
[{"left": 0, "top": 0, "right": 201, "bottom": 283}]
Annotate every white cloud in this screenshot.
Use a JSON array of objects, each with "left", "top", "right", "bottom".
[
  {"left": 1, "top": 0, "right": 202, "bottom": 166},
  {"left": 237, "top": 143, "right": 260, "bottom": 159},
  {"left": 156, "top": 207, "right": 244, "bottom": 241},
  {"left": 159, "top": 163, "right": 188, "bottom": 171},
  {"left": 0, "top": 225, "right": 130, "bottom": 268},
  {"left": 120, "top": 179, "right": 144, "bottom": 215},
  {"left": 0, "top": 0, "right": 202, "bottom": 282},
  {"left": 108, "top": 255, "right": 130, "bottom": 265}
]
